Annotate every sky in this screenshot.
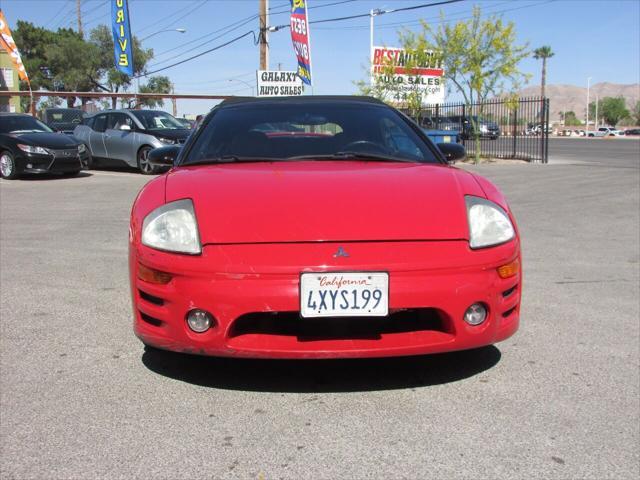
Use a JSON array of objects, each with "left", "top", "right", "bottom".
[{"left": 1, "top": 0, "right": 639, "bottom": 115}]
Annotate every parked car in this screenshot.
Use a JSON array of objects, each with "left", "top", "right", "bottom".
[
  {"left": 624, "top": 128, "right": 640, "bottom": 136},
  {"left": 130, "top": 96, "right": 520, "bottom": 358},
  {"left": 175, "top": 117, "right": 195, "bottom": 129},
  {"left": 597, "top": 127, "right": 624, "bottom": 137},
  {"left": 447, "top": 115, "right": 501, "bottom": 140},
  {"left": 41, "top": 108, "right": 85, "bottom": 135},
  {"left": 73, "top": 109, "right": 190, "bottom": 174},
  {"left": 422, "top": 127, "right": 461, "bottom": 145},
  {"left": 421, "top": 116, "right": 459, "bottom": 132},
  {"left": 0, "top": 113, "right": 89, "bottom": 180}
]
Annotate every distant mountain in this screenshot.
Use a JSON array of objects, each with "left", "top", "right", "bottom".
[{"left": 517, "top": 82, "right": 639, "bottom": 121}]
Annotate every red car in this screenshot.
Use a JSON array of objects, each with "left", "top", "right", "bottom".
[{"left": 129, "top": 96, "right": 521, "bottom": 359}]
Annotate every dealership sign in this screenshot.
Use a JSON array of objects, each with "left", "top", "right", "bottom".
[
  {"left": 257, "top": 70, "right": 304, "bottom": 97},
  {"left": 289, "top": 0, "right": 312, "bottom": 86},
  {"left": 371, "top": 46, "right": 445, "bottom": 105}
]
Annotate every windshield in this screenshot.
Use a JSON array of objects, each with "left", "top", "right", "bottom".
[
  {"left": 131, "top": 111, "right": 184, "bottom": 130},
  {"left": 0, "top": 115, "right": 54, "bottom": 134},
  {"left": 184, "top": 102, "right": 439, "bottom": 165}
]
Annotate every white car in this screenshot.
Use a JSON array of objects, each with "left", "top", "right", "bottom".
[{"left": 597, "top": 127, "right": 625, "bottom": 137}]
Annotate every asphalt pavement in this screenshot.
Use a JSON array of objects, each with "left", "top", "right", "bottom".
[{"left": 1, "top": 138, "right": 639, "bottom": 479}]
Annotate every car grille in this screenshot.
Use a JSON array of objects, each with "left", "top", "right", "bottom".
[
  {"left": 229, "top": 308, "right": 451, "bottom": 341},
  {"left": 50, "top": 148, "right": 79, "bottom": 158}
]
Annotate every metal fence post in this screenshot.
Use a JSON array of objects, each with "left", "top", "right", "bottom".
[
  {"left": 512, "top": 105, "right": 518, "bottom": 159},
  {"left": 544, "top": 98, "right": 550, "bottom": 164}
]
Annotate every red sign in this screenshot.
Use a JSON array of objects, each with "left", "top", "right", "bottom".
[{"left": 289, "top": 0, "right": 312, "bottom": 86}]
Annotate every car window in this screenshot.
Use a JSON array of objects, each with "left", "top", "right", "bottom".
[
  {"left": 107, "top": 113, "right": 133, "bottom": 130},
  {"left": 0, "top": 115, "right": 53, "bottom": 134},
  {"left": 185, "top": 103, "right": 438, "bottom": 164},
  {"left": 93, "top": 114, "right": 107, "bottom": 133},
  {"left": 82, "top": 116, "right": 95, "bottom": 129},
  {"left": 131, "top": 110, "right": 183, "bottom": 130},
  {"left": 380, "top": 118, "right": 423, "bottom": 158}
]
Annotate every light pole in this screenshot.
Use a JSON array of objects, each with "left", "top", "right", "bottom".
[
  {"left": 140, "top": 28, "right": 187, "bottom": 42},
  {"left": 136, "top": 28, "right": 187, "bottom": 108},
  {"left": 370, "top": 8, "right": 388, "bottom": 84},
  {"left": 586, "top": 76, "right": 592, "bottom": 132},
  {"left": 229, "top": 78, "right": 255, "bottom": 96}
]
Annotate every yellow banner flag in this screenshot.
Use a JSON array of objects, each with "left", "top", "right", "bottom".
[{"left": 0, "top": 9, "right": 30, "bottom": 85}]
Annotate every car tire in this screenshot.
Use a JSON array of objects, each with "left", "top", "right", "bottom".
[
  {"left": 62, "top": 170, "right": 81, "bottom": 177},
  {"left": 137, "top": 146, "right": 157, "bottom": 175},
  {"left": 0, "top": 151, "right": 19, "bottom": 180}
]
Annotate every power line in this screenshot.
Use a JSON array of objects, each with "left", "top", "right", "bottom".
[
  {"left": 267, "top": 0, "right": 464, "bottom": 31},
  {"left": 137, "top": 30, "right": 257, "bottom": 78},
  {"left": 151, "top": 13, "right": 258, "bottom": 61},
  {"left": 318, "top": 0, "right": 554, "bottom": 31},
  {"left": 136, "top": 0, "right": 202, "bottom": 34}
]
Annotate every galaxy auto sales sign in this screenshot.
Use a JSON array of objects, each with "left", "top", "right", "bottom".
[
  {"left": 257, "top": 70, "right": 304, "bottom": 97},
  {"left": 371, "top": 46, "right": 445, "bottom": 105}
]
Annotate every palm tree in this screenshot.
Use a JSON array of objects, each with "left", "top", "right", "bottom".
[{"left": 533, "top": 46, "right": 555, "bottom": 99}]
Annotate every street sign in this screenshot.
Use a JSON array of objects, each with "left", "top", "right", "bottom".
[
  {"left": 256, "top": 70, "right": 304, "bottom": 97},
  {"left": 371, "top": 46, "right": 445, "bottom": 105}
]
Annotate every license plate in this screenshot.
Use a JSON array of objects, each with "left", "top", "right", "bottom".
[
  {"left": 443, "top": 135, "right": 451, "bottom": 143},
  {"left": 300, "top": 272, "right": 389, "bottom": 318}
]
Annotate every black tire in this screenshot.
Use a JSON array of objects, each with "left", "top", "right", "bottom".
[
  {"left": 137, "top": 146, "right": 157, "bottom": 175},
  {"left": 0, "top": 151, "right": 19, "bottom": 180},
  {"left": 61, "top": 170, "right": 81, "bottom": 177}
]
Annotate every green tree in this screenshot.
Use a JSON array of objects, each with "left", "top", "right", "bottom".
[
  {"left": 589, "top": 97, "right": 629, "bottom": 126},
  {"left": 632, "top": 101, "right": 640, "bottom": 125},
  {"left": 134, "top": 76, "right": 173, "bottom": 109},
  {"left": 407, "top": 6, "right": 529, "bottom": 163},
  {"left": 88, "top": 25, "right": 155, "bottom": 108},
  {"left": 563, "top": 111, "right": 582, "bottom": 127},
  {"left": 533, "top": 45, "right": 554, "bottom": 100}
]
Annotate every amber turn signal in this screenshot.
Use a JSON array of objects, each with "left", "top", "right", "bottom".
[
  {"left": 138, "top": 263, "right": 172, "bottom": 284},
  {"left": 497, "top": 259, "right": 520, "bottom": 279}
]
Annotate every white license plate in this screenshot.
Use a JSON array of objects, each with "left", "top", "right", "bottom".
[
  {"left": 443, "top": 135, "right": 451, "bottom": 143},
  {"left": 300, "top": 272, "right": 389, "bottom": 318}
]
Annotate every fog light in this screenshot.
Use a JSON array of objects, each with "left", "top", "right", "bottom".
[
  {"left": 464, "top": 303, "right": 487, "bottom": 326},
  {"left": 26, "top": 163, "right": 33, "bottom": 169},
  {"left": 186, "top": 309, "right": 213, "bottom": 333}
]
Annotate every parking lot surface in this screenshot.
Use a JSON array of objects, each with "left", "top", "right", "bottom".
[{"left": 1, "top": 140, "right": 639, "bottom": 479}]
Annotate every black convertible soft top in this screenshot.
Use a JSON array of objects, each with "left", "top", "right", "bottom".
[{"left": 218, "top": 95, "right": 387, "bottom": 108}]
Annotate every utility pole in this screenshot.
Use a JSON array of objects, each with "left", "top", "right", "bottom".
[
  {"left": 76, "top": 0, "right": 83, "bottom": 38},
  {"left": 595, "top": 94, "right": 599, "bottom": 129},
  {"left": 586, "top": 76, "right": 591, "bottom": 132},
  {"left": 259, "top": 0, "right": 269, "bottom": 70}
]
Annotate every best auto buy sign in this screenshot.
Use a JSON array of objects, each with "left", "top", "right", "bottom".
[{"left": 371, "top": 46, "right": 445, "bottom": 105}]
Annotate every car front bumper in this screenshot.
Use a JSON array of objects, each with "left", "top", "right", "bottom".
[
  {"left": 16, "top": 149, "right": 89, "bottom": 174},
  {"left": 130, "top": 240, "right": 521, "bottom": 359}
]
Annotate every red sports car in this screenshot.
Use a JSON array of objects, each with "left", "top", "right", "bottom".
[{"left": 129, "top": 96, "right": 521, "bottom": 359}]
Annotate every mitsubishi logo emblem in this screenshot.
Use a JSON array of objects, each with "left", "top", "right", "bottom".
[{"left": 333, "top": 246, "right": 349, "bottom": 258}]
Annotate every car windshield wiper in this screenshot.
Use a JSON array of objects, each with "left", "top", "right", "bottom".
[
  {"left": 183, "top": 155, "right": 287, "bottom": 166},
  {"left": 287, "top": 151, "right": 420, "bottom": 163}
]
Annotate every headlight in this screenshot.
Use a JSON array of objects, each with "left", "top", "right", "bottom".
[
  {"left": 78, "top": 144, "right": 86, "bottom": 153},
  {"left": 479, "top": 124, "right": 489, "bottom": 133},
  {"left": 17, "top": 144, "right": 50, "bottom": 155},
  {"left": 158, "top": 137, "right": 175, "bottom": 145},
  {"left": 466, "top": 196, "right": 515, "bottom": 249},
  {"left": 142, "top": 199, "right": 201, "bottom": 254}
]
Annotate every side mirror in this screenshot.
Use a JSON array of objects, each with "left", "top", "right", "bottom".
[
  {"left": 149, "top": 145, "right": 181, "bottom": 167},
  {"left": 437, "top": 142, "right": 466, "bottom": 164},
  {"left": 119, "top": 124, "right": 132, "bottom": 131}
]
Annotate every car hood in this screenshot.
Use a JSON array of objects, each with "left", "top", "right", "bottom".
[
  {"left": 144, "top": 128, "right": 190, "bottom": 140},
  {"left": 165, "top": 161, "right": 485, "bottom": 245},
  {"left": 8, "top": 132, "right": 80, "bottom": 148}
]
